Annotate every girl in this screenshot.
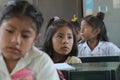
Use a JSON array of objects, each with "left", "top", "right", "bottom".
[
  {"left": 70, "top": 15, "right": 84, "bottom": 44},
  {"left": 0, "top": 0, "right": 60, "bottom": 80},
  {"left": 43, "top": 18, "right": 81, "bottom": 63},
  {"left": 78, "top": 12, "right": 120, "bottom": 57}
]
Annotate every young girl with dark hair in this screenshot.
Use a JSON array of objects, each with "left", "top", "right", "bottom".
[
  {"left": 43, "top": 18, "right": 81, "bottom": 63},
  {"left": 70, "top": 15, "right": 82, "bottom": 44},
  {"left": 0, "top": 1, "right": 60, "bottom": 80},
  {"left": 78, "top": 12, "right": 120, "bottom": 57}
]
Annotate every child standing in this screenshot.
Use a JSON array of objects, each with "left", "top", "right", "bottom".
[
  {"left": 0, "top": 0, "right": 60, "bottom": 80},
  {"left": 43, "top": 19, "right": 81, "bottom": 63},
  {"left": 78, "top": 12, "right": 120, "bottom": 57}
]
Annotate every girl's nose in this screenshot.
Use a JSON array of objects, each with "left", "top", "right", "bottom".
[
  {"left": 11, "top": 34, "right": 21, "bottom": 45},
  {"left": 62, "top": 37, "right": 69, "bottom": 44},
  {"left": 80, "top": 28, "right": 84, "bottom": 33}
]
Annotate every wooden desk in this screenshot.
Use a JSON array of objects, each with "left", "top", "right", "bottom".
[{"left": 62, "top": 62, "right": 120, "bottom": 80}]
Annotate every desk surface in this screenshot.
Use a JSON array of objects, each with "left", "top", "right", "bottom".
[
  {"left": 70, "top": 62, "right": 120, "bottom": 71},
  {"left": 79, "top": 56, "right": 120, "bottom": 62},
  {"left": 62, "top": 62, "right": 120, "bottom": 80}
]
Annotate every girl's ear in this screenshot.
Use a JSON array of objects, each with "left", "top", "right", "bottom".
[
  {"left": 94, "top": 28, "right": 100, "bottom": 35},
  {"left": 97, "top": 28, "right": 101, "bottom": 35},
  {"left": 34, "top": 34, "right": 41, "bottom": 43}
]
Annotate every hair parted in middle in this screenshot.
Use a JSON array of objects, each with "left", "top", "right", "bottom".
[{"left": 42, "top": 18, "right": 78, "bottom": 58}]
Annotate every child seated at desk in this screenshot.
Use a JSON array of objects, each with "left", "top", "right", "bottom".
[
  {"left": 70, "top": 15, "right": 82, "bottom": 44},
  {"left": 78, "top": 12, "right": 120, "bottom": 57},
  {"left": 42, "top": 18, "right": 81, "bottom": 63},
  {"left": 0, "top": 1, "right": 60, "bottom": 80}
]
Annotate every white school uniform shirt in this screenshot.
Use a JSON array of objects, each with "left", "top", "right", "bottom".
[
  {"left": 0, "top": 46, "right": 60, "bottom": 80},
  {"left": 78, "top": 41, "right": 120, "bottom": 57}
]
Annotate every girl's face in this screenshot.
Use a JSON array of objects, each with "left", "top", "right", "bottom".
[
  {"left": 76, "top": 29, "right": 81, "bottom": 42},
  {"left": 52, "top": 26, "right": 74, "bottom": 56},
  {"left": 0, "top": 16, "right": 37, "bottom": 61},
  {"left": 80, "top": 20, "right": 100, "bottom": 41}
]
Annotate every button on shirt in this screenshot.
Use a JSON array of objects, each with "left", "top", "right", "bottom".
[{"left": 78, "top": 41, "right": 120, "bottom": 57}]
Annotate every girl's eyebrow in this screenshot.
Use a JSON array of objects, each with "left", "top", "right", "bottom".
[
  {"left": 23, "top": 30, "right": 33, "bottom": 34},
  {"left": 57, "top": 33, "right": 63, "bottom": 35},
  {"left": 7, "top": 23, "right": 33, "bottom": 34},
  {"left": 68, "top": 33, "right": 73, "bottom": 36},
  {"left": 7, "top": 23, "right": 16, "bottom": 29},
  {"left": 57, "top": 32, "right": 72, "bottom": 35}
]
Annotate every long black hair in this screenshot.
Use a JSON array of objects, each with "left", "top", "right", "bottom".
[{"left": 42, "top": 19, "right": 78, "bottom": 59}]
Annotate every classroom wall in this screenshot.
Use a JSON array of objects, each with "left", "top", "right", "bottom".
[
  {"left": 29, "top": 0, "right": 82, "bottom": 47},
  {"left": 1, "top": 0, "right": 120, "bottom": 48},
  {"left": 0, "top": 0, "right": 82, "bottom": 47}
]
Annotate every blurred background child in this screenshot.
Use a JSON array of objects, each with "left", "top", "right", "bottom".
[
  {"left": 0, "top": 1, "right": 60, "bottom": 80},
  {"left": 70, "top": 15, "right": 82, "bottom": 44},
  {"left": 78, "top": 12, "right": 120, "bottom": 57}
]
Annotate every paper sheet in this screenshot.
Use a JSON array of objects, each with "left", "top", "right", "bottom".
[{"left": 54, "top": 63, "right": 75, "bottom": 70}]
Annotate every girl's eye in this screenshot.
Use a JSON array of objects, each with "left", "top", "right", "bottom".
[
  {"left": 58, "top": 35, "right": 63, "bottom": 38},
  {"left": 22, "top": 35, "right": 31, "bottom": 38},
  {"left": 68, "top": 36, "right": 73, "bottom": 39},
  {"left": 6, "top": 29, "right": 14, "bottom": 33}
]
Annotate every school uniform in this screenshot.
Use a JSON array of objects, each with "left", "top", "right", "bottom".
[
  {"left": 78, "top": 41, "right": 120, "bottom": 57},
  {"left": 0, "top": 46, "right": 60, "bottom": 80},
  {"left": 77, "top": 40, "right": 85, "bottom": 44},
  {"left": 65, "top": 56, "right": 82, "bottom": 63}
]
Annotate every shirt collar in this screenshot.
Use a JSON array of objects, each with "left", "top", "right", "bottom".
[{"left": 83, "top": 41, "right": 103, "bottom": 48}]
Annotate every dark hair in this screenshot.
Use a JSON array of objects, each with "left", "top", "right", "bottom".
[
  {"left": 46, "top": 16, "right": 60, "bottom": 31},
  {"left": 70, "top": 15, "right": 81, "bottom": 32},
  {"left": 0, "top": 0, "right": 43, "bottom": 34},
  {"left": 42, "top": 19, "right": 78, "bottom": 59},
  {"left": 70, "top": 20, "right": 81, "bottom": 34},
  {"left": 96, "top": 12, "right": 105, "bottom": 21},
  {"left": 82, "top": 12, "right": 109, "bottom": 41}
]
